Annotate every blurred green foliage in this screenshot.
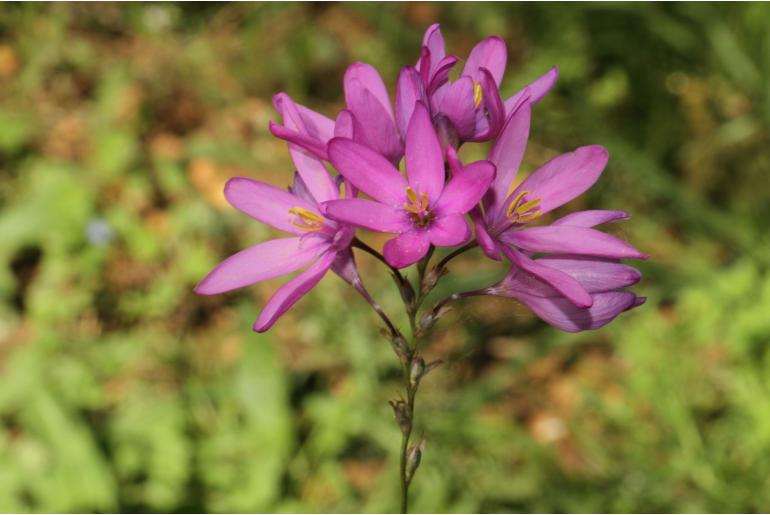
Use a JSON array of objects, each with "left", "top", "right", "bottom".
[{"left": 1, "top": 2, "right": 770, "bottom": 512}]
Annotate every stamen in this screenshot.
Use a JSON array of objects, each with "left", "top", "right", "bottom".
[
  {"left": 419, "top": 192, "right": 429, "bottom": 210},
  {"left": 504, "top": 190, "right": 541, "bottom": 224},
  {"left": 406, "top": 186, "right": 420, "bottom": 205},
  {"left": 515, "top": 210, "right": 541, "bottom": 223},
  {"left": 506, "top": 190, "right": 530, "bottom": 218},
  {"left": 402, "top": 186, "right": 434, "bottom": 227},
  {"left": 516, "top": 198, "right": 540, "bottom": 215},
  {"left": 289, "top": 207, "right": 324, "bottom": 231},
  {"left": 473, "top": 80, "right": 483, "bottom": 109}
]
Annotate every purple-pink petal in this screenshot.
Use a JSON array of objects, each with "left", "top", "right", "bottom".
[
  {"left": 195, "top": 236, "right": 326, "bottom": 295},
  {"left": 503, "top": 226, "right": 648, "bottom": 260},
  {"left": 434, "top": 76, "right": 477, "bottom": 140},
  {"left": 327, "top": 138, "right": 407, "bottom": 206},
  {"left": 470, "top": 68, "right": 505, "bottom": 141},
  {"left": 383, "top": 231, "right": 431, "bottom": 268},
  {"left": 224, "top": 177, "right": 316, "bottom": 235},
  {"left": 428, "top": 214, "right": 471, "bottom": 247},
  {"left": 502, "top": 246, "right": 593, "bottom": 308},
  {"left": 521, "top": 290, "right": 639, "bottom": 333},
  {"left": 510, "top": 145, "right": 609, "bottom": 216},
  {"left": 405, "top": 102, "right": 445, "bottom": 201},
  {"left": 428, "top": 55, "right": 459, "bottom": 94},
  {"left": 421, "top": 23, "right": 446, "bottom": 74},
  {"left": 436, "top": 158, "right": 496, "bottom": 215},
  {"left": 462, "top": 36, "right": 507, "bottom": 86},
  {"left": 268, "top": 121, "right": 328, "bottom": 161},
  {"left": 322, "top": 198, "right": 410, "bottom": 233},
  {"left": 552, "top": 210, "right": 630, "bottom": 228},
  {"left": 346, "top": 88, "right": 403, "bottom": 163},
  {"left": 395, "top": 66, "right": 427, "bottom": 141},
  {"left": 334, "top": 109, "right": 356, "bottom": 139},
  {"left": 485, "top": 99, "right": 531, "bottom": 216},
  {"left": 272, "top": 93, "right": 335, "bottom": 143},
  {"left": 253, "top": 250, "right": 336, "bottom": 332},
  {"left": 344, "top": 62, "right": 395, "bottom": 120},
  {"left": 536, "top": 256, "right": 641, "bottom": 293},
  {"left": 504, "top": 66, "right": 559, "bottom": 114},
  {"left": 470, "top": 206, "right": 502, "bottom": 260},
  {"left": 290, "top": 144, "right": 338, "bottom": 204}
]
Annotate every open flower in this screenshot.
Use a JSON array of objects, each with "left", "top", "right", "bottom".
[
  {"left": 405, "top": 23, "right": 559, "bottom": 144},
  {"left": 322, "top": 102, "right": 495, "bottom": 268},
  {"left": 469, "top": 98, "right": 646, "bottom": 308},
  {"left": 195, "top": 169, "right": 358, "bottom": 332},
  {"left": 488, "top": 250, "right": 646, "bottom": 332}
]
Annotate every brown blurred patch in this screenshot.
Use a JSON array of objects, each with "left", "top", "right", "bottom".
[
  {"left": 187, "top": 158, "right": 233, "bottom": 210},
  {"left": 144, "top": 208, "right": 170, "bottom": 237},
  {"left": 0, "top": 45, "right": 19, "bottom": 78},
  {"left": 405, "top": 3, "right": 441, "bottom": 26},
  {"left": 149, "top": 132, "right": 184, "bottom": 161},
  {"left": 318, "top": 5, "right": 374, "bottom": 52},
  {"left": 342, "top": 459, "right": 384, "bottom": 494},
  {"left": 43, "top": 112, "right": 88, "bottom": 161}
]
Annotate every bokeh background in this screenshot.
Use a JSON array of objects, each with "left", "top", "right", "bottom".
[{"left": 1, "top": 2, "right": 770, "bottom": 513}]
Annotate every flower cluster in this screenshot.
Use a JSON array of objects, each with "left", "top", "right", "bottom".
[{"left": 196, "top": 24, "right": 646, "bottom": 333}]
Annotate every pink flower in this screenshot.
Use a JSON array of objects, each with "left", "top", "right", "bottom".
[
  {"left": 403, "top": 23, "right": 559, "bottom": 144},
  {"left": 470, "top": 98, "right": 647, "bottom": 310},
  {"left": 195, "top": 169, "right": 358, "bottom": 332},
  {"left": 322, "top": 102, "right": 495, "bottom": 268},
  {"left": 488, "top": 252, "right": 646, "bottom": 332}
]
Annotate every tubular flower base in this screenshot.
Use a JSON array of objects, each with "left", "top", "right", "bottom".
[{"left": 196, "top": 23, "right": 647, "bottom": 513}]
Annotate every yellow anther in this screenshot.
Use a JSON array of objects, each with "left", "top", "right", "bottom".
[
  {"left": 404, "top": 186, "right": 430, "bottom": 215},
  {"left": 406, "top": 186, "right": 420, "bottom": 204},
  {"left": 288, "top": 207, "right": 324, "bottom": 231},
  {"left": 516, "top": 198, "right": 541, "bottom": 215},
  {"left": 473, "top": 80, "right": 483, "bottom": 109},
  {"left": 506, "top": 190, "right": 531, "bottom": 218},
  {"left": 516, "top": 210, "right": 541, "bottom": 223},
  {"left": 505, "top": 190, "right": 541, "bottom": 223}
]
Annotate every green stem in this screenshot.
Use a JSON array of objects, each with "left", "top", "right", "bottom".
[
  {"left": 434, "top": 241, "right": 477, "bottom": 273},
  {"left": 399, "top": 381, "right": 415, "bottom": 513}
]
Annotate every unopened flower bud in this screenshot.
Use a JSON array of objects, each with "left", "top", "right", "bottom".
[
  {"left": 421, "top": 266, "right": 448, "bottom": 295},
  {"left": 419, "top": 304, "right": 452, "bottom": 333},
  {"left": 404, "top": 442, "right": 424, "bottom": 484},
  {"left": 389, "top": 399, "right": 412, "bottom": 435},
  {"left": 387, "top": 333, "right": 411, "bottom": 367},
  {"left": 409, "top": 356, "right": 425, "bottom": 388}
]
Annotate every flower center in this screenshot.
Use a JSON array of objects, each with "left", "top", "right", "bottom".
[
  {"left": 473, "top": 80, "right": 483, "bottom": 109},
  {"left": 505, "top": 190, "right": 541, "bottom": 224},
  {"left": 403, "top": 186, "right": 435, "bottom": 228},
  {"left": 289, "top": 207, "right": 324, "bottom": 231}
]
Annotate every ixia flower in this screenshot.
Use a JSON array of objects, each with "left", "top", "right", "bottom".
[
  {"left": 403, "top": 23, "right": 559, "bottom": 144},
  {"left": 488, "top": 250, "right": 646, "bottom": 332},
  {"left": 322, "top": 102, "right": 494, "bottom": 268},
  {"left": 469, "top": 97, "right": 646, "bottom": 309},
  {"left": 195, "top": 167, "right": 359, "bottom": 332}
]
